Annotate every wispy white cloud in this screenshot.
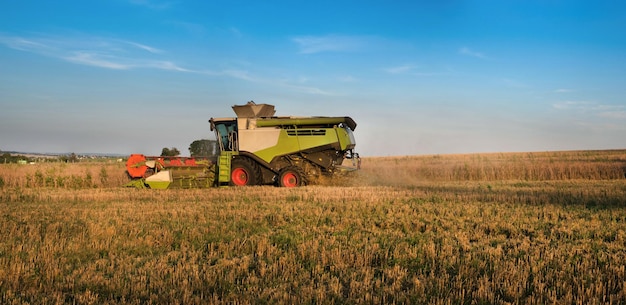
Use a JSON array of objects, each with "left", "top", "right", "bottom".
[
  {"left": 554, "top": 88, "right": 573, "bottom": 93},
  {"left": 459, "top": 46, "right": 487, "bottom": 59},
  {"left": 222, "top": 69, "right": 255, "bottom": 82},
  {"left": 383, "top": 64, "right": 449, "bottom": 77},
  {"left": 148, "top": 61, "right": 190, "bottom": 72},
  {"left": 553, "top": 101, "right": 626, "bottom": 120},
  {"left": 283, "top": 83, "right": 334, "bottom": 95},
  {"left": 64, "top": 51, "right": 130, "bottom": 70},
  {"left": 0, "top": 33, "right": 176, "bottom": 71},
  {"left": 123, "top": 40, "right": 164, "bottom": 54},
  {"left": 232, "top": 71, "right": 335, "bottom": 95},
  {"left": 292, "top": 34, "right": 371, "bottom": 54},
  {"left": 598, "top": 111, "right": 626, "bottom": 119},
  {"left": 596, "top": 104, "right": 626, "bottom": 119},
  {"left": 0, "top": 33, "right": 335, "bottom": 96},
  {"left": 193, "top": 68, "right": 334, "bottom": 95},
  {"left": 552, "top": 101, "right": 594, "bottom": 110},
  {"left": 0, "top": 36, "right": 51, "bottom": 52}
]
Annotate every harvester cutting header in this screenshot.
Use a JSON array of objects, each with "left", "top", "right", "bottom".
[{"left": 125, "top": 101, "right": 360, "bottom": 188}]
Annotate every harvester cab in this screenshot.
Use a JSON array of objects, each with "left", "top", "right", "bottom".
[
  {"left": 210, "top": 102, "right": 276, "bottom": 153},
  {"left": 126, "top": 101, "right": 360, "bottom": 188},
  {"left": 211, "top": 119, "right": 237, "bottom": 152}
]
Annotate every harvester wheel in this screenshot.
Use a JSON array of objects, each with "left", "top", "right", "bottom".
[
  {"left": 278, "top": 166, "right": 307, "bottom": 187},
  {"left": 230, "top": 157, "right": 260, "bottom": 186}
]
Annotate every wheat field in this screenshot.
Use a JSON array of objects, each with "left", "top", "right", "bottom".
[{"left": 1, "top": 150, "right": 625, "bottom": 304}]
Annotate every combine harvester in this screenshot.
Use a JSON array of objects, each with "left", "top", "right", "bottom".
[{"left": 125, "top": 102, "right": 360, "bottom": 188}]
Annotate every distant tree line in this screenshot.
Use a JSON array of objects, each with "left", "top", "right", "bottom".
[
  {"left": 1, "top": 152, "right": 32, "bottom": 164},
  {"left": 1, "top": 152, "right": 80, "bottom": 164},
  {"left": 160, "top": 139, "right": 218, "bottom": 158}
]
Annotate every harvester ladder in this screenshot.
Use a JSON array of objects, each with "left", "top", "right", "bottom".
[{"left": 218, "top": 151, "right": 235, "bottom": 186}]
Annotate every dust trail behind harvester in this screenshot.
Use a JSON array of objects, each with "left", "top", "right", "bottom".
[{"left": 314, "top": 157, "right": 424, "bottom": 187}]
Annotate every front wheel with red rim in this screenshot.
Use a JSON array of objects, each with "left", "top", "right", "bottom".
[
  {"left": 231, "top": 168, "right": 250, "bottom": 186},
  {"left": 230, "top": 158, "right": 260, "bottom": 186},
  {"left": 278, "top": 167, "right": 306, "bottom": 187}
]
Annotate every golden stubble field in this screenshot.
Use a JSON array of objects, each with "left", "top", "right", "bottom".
[{"left": 1, "top": 150, "right": 626, "bottom": 304}]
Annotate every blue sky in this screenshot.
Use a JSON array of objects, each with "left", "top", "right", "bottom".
[{"left": 1, "top": 0, "right": 625, "bottom": 156}]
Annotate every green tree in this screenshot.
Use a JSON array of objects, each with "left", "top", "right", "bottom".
[
  {"left": 2, "top": 152, "right": 10, "bottom": 164},
  {"left": 160, "top": 147, "right": 180, "bottom": 157},
  {"left": 59, "top": 153, "right": 78, "bottom": 163},
  {"left": 188, "top": 139, "right": 218, "bottom": 157}
]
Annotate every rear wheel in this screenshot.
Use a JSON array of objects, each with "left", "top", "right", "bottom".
[
  {"left": 231, "top": 157, "right": 260, "bottom": 186},
  {"left": 278, "top": 166, "right": 307, "bottom": 187}
]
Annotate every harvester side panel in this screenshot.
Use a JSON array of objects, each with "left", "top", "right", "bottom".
[
  {"left": 247, "top": 128, "right": 338, "bottom": 165},
  {"left": 238, "top": 128, "right": 281, "bottom": 154}
]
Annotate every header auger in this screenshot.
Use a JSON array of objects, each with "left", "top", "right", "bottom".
[{"left": 125, "top": 101, "right": 360, "bottom": 188}]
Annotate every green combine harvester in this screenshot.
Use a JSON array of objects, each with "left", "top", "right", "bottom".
[{"left": 125, "top": 102, "right": 360, "bottom": 188}]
